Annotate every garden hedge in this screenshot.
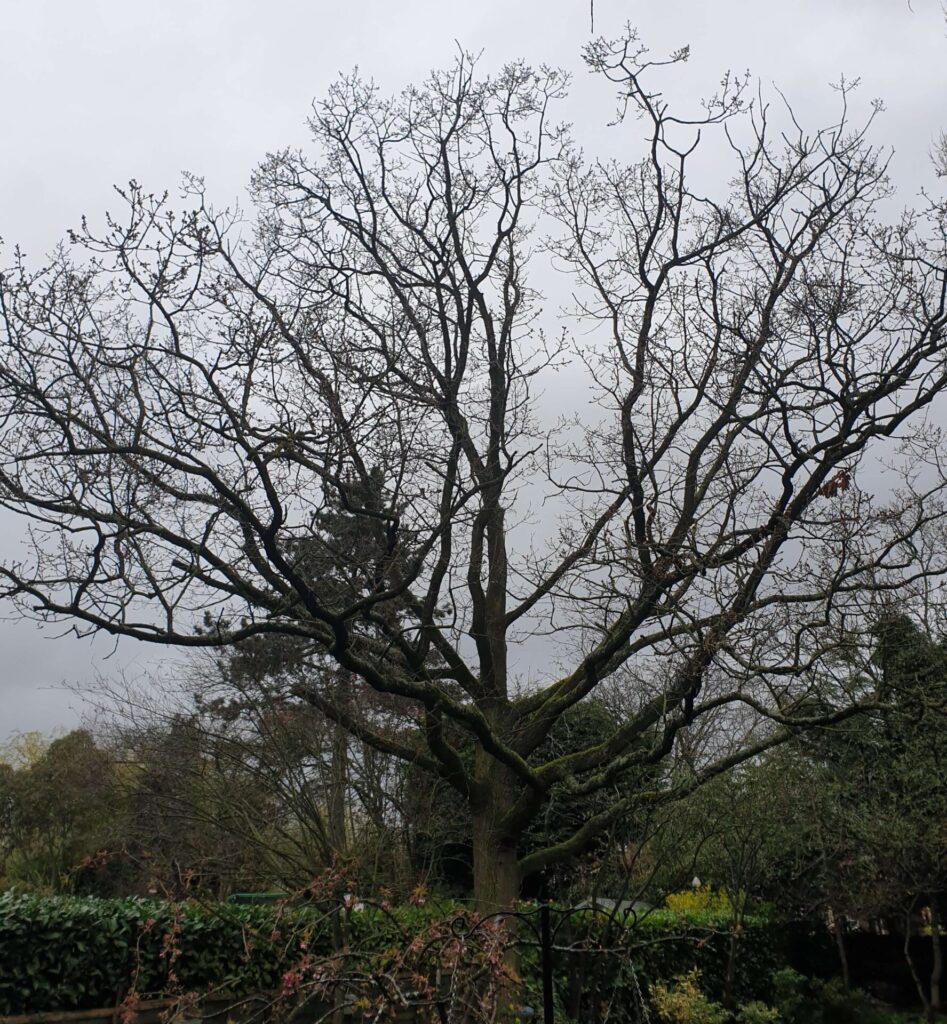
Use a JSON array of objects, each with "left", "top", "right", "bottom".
[
  {"left": 542, "top": 908, "right": 806, "bottom": 1021},
  {"left": 0, "top": 892, "right": 337, "bottom": 1014},
  {"left": 0, "top": 892, "right": 801, "bottom": 1018}
]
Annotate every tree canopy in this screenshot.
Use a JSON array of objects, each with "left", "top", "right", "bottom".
[{"left": 1, "top": 34, "right": 945, "bottom": 909}]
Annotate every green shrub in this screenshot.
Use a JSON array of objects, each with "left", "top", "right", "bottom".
[
  {"left": 769, "top": 967, "right": 811, "bottom": 1023},
  {"left": 768, "top": 967, "right": 918, "bottom": 1024},
  {"left": 650, "top": 970, "right": 728, "bottom": 1024},
  {"left": 665, "top": 886, "right": 734, "bottom": 916},
  {"left": 508, "top": 905, "right": 788, "bottom": 1023},
  {"left": 562, "top": 906, "right": 787, "bottom": 1020},
  {"left": 736, "top": 1001, "right": 781, "bottom": 1024}
]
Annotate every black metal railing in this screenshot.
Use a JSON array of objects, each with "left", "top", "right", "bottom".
[{"left": 441, "top": 901, "right": 649, "bottom": 1024}]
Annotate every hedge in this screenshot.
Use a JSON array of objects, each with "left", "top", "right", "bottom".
[
  {"left": 0, "top": 893, "right": 801, "bottom": 1018},
  {"left": 0, "top": 893, "right": 336, "bottom": 1014},
  {"left": 541, "top": 908, "right": 806, "bottom": 1022}
]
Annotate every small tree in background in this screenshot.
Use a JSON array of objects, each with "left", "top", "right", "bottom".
[{"left": 0, "top": 730, "right": 120, "bottom": 893}]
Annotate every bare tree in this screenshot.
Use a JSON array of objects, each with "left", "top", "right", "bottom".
[
  {"left": 99, "top": 653, "right": 420, "bottom": 895},
  {"left": 1, "top": 34, "right": 945, "bottom": 911}
]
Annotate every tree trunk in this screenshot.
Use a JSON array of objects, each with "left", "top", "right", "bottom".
[
  {"left": 327, "top": 676, "right": 350, "bottom": 858},
  {"left": 470, "top": 751, "right": 522, "bottom": 914},
  {"left": 904, "top": 908, "right": 932, "bottom": 1022},
  {"left": 831, "top": 908, "right": 850, "bottom": 992},
  {"left": 327, "top": 720, "right": 348, "bottom": 855},
  {"left": 467, "top": 762, "right": 522, "bottom": 1024},
  {"left": 723, "top": 907, "right": 744, "bottom": 1009},
  {"left": 931, "top": 900, "right": 943, "bottom": 1018},
  {"left": 471, "top": 809, "right": 520, "bottom": 914}
]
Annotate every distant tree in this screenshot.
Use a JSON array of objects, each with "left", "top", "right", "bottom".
[
  {"left": 0, "top": 730, "right": 119, "bottom": 893},
  {"left": 111, "top": 678, "right": 417, "bottom": 896},
  {"left": 853, "top": 615, "right": 947, "bottom": 1020},
  {"left": 0, "top": 731, "right": 54, "bottom": 769},
  {"left": 643, "top": 750, "right": 820, "bottom": 1009},
  {"left": 694, "top": 615, "right": 947, "bottom": 1016},
  {"left": 1, "top": 33, "right": 945, "bottom": 911},
  {"left": 113, "top": 712, "right": 278, "bottom": 896},
  {"left": 204, "top": 464, "right": 424, "bottom": 882}
]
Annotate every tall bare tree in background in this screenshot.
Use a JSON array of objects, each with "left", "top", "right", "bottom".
[
  {"left": 105, "top": 672, "right": 416, "bottom": 896},
  {"left": 1, "top": 32, "right": 945, "bottom": 911}
]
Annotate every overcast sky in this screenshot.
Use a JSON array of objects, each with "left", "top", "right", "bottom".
[{"left": 1, "top": 0, "right": 945, "bottom": 742}]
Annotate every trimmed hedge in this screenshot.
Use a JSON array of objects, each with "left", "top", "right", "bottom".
[
  {"left": 0, "top": 892, "right": 342, "bottom": 1014},
  {"left": 623, "top": 908, "right": 793, "bottom": 1000},
  {"left": 0, "top": 893, "right": 797, "bottom": 1018}
]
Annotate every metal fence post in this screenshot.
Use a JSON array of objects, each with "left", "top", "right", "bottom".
[{"left": 539, "top": 903, "right": 555, "bottom": 1024}]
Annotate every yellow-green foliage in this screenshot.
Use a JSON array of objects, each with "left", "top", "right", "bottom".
[
  {"left": 0, "top": 731, "right": 54, "bottom": 769},
  {"left": 665, "top": 885, "right": 733, "bottom": 916},
  {"left": 650, "top": 970, "right": 728, "bottom": 1024},
  {"left": 736, "top": 1001, "right": 781, "bottom": 1024}
]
